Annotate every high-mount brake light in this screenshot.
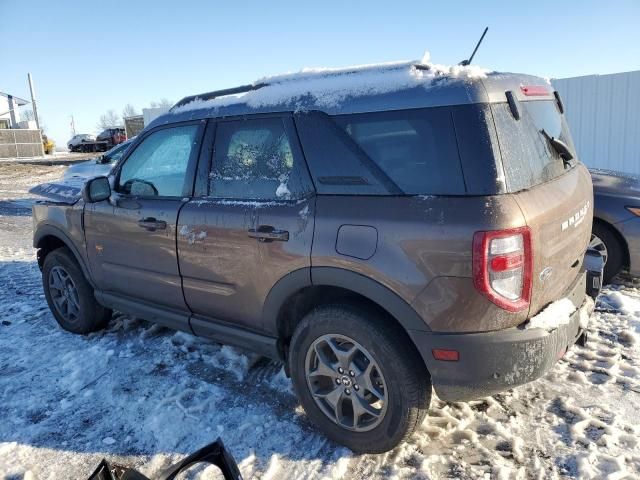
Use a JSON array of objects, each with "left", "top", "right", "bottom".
[
  {"left": 472, "top": 227, "right": 533, "bottom": 312},
  {"left": 520, "top": 85, "right": 550, "bottom": 96}
]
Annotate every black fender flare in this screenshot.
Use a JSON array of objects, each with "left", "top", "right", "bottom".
[
  {"left": 33, "top": 224, "right": 95, "bottom": 287},
  {"left": 261, "top": 266, "right": 430, "bottom": 336}
]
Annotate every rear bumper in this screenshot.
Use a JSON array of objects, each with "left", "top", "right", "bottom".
[{"left": 410, "top": 293, "right": 595, "bottom": 402}]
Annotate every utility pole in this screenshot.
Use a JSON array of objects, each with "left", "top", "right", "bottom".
[
  {"left": 27, "top": 73, "right": 40, "bottom": 130},
  {"left": 70, "top": 115, "right": 76, "bottom": 136}
]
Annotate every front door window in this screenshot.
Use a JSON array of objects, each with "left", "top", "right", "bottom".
[{"left": 118, "top": 125, "right": 199, "bottom": 197}]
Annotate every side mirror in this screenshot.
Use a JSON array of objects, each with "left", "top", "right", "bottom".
[{"left": 82, "top": 176, "right": 111, "bottom": 203}]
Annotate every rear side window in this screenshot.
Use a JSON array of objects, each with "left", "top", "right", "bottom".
[
  {"left": 332, "top": 108, "right": 466, "bottom": 195},
  {"left": 492, "top": 100, "right": 577, "bottom": 192}
]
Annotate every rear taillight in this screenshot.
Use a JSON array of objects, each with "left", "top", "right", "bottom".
[{"left": 473, "top": 227, "right": 532, "bottom": 312}]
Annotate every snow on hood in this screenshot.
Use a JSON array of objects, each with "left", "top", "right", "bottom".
[
  {"left": 171, "top": 55, "right": 491, "bottom": 113},
  {"left": 29, "top": 178, "right": 85, "bottom": 204}
]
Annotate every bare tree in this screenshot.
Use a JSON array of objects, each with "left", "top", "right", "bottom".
[
  {"left": 97, "top": 109, "right": 122, "bottom": 130},
  {"left": 150, "top": 98, "right": 173, "bottom": 108},
  {"left": 122, "top": 103, "right": 139, "bottom": 118},
  {"left": 20, "top": 109, "right": 47, "bottom": 133}
]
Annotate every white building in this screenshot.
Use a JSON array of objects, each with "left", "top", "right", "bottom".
[
  {"left": 552, "top": 70, "right": 640, "bottom": 175},
  {"left": 0, "top": 91, "right": 29, "bottom": 129}
]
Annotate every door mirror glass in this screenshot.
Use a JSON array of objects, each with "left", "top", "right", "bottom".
[
  {"left": 82, "top": 176, "right": 111, "bottom": 203},
  {"left": 123, "top": 178, "right": 159, "bottom": 196}
]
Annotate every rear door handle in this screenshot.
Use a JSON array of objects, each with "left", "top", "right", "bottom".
[
  {"left": 138, "top": 217, "right": 167, "bottom": 231},
  {"left": 248, "top": 226, "right": 289, "bottom": 242}
]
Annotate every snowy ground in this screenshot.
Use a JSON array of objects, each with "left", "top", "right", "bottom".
[{"left": 0, "top": 163, "right": 639, "bottom": 479}]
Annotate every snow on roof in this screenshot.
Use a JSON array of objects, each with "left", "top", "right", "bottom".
[{"left": 171, "top": 55, "right": 490, "bottom": 114}]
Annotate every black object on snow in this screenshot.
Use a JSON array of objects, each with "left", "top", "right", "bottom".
[{"left": 87, "top": 438, "right": 243, "bottom": 480}]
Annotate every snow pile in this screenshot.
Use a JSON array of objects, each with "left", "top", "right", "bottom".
[
  {"left": 600, "top": 290, "right": 640, "bottom": 315},
  {"left": 171, "top": 56, "right": 490, "bottom": 113},
  {"left": 525, "top": 298, "right": 577, "bottom": 331}
]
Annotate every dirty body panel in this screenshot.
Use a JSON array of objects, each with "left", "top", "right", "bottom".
[{"left": 312, "top": 194, "right": 530, "bottom": 333}]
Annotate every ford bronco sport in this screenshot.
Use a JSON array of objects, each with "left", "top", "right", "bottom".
[{"left": 33, "top": 61, "right": 602, "bottom": 453}]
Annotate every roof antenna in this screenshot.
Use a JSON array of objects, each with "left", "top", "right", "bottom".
[{"left": 459, "top": 27, "right": 488, "bottom": 66}]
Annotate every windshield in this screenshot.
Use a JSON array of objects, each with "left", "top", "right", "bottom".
[
  {"left": 103, "top": 141, "right": 130, "bottom": 163},
  {"left": 492, "top": 99, "right": 578, "bottom": 192}
]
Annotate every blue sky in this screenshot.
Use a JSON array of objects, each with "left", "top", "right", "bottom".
[{"left": 2, "top": 0, "right": 639, "bottom": 147}]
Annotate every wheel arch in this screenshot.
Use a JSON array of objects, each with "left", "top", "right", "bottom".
[
  {"left": 593, "top": 216, "right": 630, "bottom": 269},
  {"left": 262, "top": 267, "right": 430, "bottom": 362},
  {"left": 34, "top": 225, "right": 94, "bottom": 287}
]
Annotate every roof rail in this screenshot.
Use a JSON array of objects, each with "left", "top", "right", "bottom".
[{"left": 171, "top": 83, "right": 269, "bottom": 110}]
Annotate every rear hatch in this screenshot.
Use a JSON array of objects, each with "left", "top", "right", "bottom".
[{"left": 490, "top": 90, "right": 592, "bottom": 316}]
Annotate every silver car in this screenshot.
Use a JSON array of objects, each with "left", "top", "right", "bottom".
[{"left": 591, "top": 169, "right": 640, "bottom": 282}]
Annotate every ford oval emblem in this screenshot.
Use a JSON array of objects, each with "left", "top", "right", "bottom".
[{"left": 539, "top": 266, "right": 553, "bottom": 282}]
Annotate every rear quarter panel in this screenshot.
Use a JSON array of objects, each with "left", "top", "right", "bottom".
[{"left": 312, "top": 195, "right": 529, "bottom": 332}]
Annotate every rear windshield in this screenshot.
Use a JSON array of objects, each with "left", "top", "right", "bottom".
[
  {"left": 492, "top": 100, "right": 577, "bottom": 192},
  {"left": 332, "top": 107, "right": 466, "bottom": 195}
]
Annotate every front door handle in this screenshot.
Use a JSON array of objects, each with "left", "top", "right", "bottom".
[
  {"left": 138, "top": 217, "right": 167, "bottom": 231},
  {"left": 248, "top": 226, "right": 289, "bottom": 242}
]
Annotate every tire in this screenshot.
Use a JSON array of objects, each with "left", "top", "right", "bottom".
[
  {"left": 42, "top": 247, "right": 111, "bottom": 334},
  {"left": 289, "top": 304, "right": 431, "bottom": 453},
  {"left": 591, "top": 222, "right": 624, "bottom": 284}
]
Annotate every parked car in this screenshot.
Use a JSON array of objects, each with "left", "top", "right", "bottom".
[
  {"left": 96, "top": 127, "right": 126, "bottom": 145},
  {"left": 32, "top": 61, "right": 602, "bottom": 453},
  {"left": 590, "top": 168, "right": 640, "bottom": 282},
  {"left": 64, "top": 139, "right": 133, "bottom": 180},
  {"left": 70, "top": 128, "right": 127, "bottom": 153},
  {"left": 67, "top": 134, "right": 95, "bottom": 152}
]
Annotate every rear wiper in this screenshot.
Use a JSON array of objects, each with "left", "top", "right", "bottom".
[{"left": 541, "top": 129, "right": 574, "bottom": 167}]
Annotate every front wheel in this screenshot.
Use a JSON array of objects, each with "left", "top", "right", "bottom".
[
  {"left": 42, "top": 247, "right": 111, "bottom": 334},
  {"left": 289, "top": 304, "right": 431, "bottom": 453}
]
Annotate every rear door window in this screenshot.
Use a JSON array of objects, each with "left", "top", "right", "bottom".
[
  {"left": 492, "top": 100, "right": 577, "bottom": 192},
  {"left": 210, "top": 117, "right": 309, "bottom": 200},
  {"left": 332, "top": 108, "right": 466, "bottom": 195}
]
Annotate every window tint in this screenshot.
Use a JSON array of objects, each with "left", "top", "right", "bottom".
[
  {"left": 492, "top": 100, "right": 577, "bottom": 192},
  {"left": 210, "top": 118, "right": 304, "bottom": 200},
  {"left": 294, "top": 111, "right": 391, "bottom": 195},
  {"left": 332, "top": 108, "right": 466, "bottom": 195},
  {"left": 118, "top": 125, "right": 199, "bottom": 197},
  {"left": 451, "top": 104, "right": 504, "bottom": 195}
]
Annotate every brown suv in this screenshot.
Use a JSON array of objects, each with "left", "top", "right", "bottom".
[{"left": 33, "top": 61, "right": 602, "bottom": 453}]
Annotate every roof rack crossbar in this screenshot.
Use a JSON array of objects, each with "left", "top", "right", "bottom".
[{"left": 172, "top": 83, "right": 269, "bottom": 109}]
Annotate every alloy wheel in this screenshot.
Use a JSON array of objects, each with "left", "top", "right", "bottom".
[
  {"left": 305, "top": 334, "right": 388, "bottom": 432},
  {"left": 48, "top": 266, "right": 81, "bottom": 323},
  {"left": 589, "top": 234, "right": 608, "bottom": 266}
]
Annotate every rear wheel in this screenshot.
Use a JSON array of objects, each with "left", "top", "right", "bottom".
[
  {"left": 289, "top": 304, "right": 431, "bottom": 453},
  {"left": 591, "top": 222, "right": 624, "bottom": 284},
  {"left": 42, "top": 248, "right": 111, "bottom": 334}
]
